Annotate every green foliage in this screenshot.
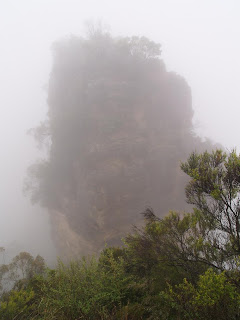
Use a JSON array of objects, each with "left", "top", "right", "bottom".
[
  {"left": 124, "top": 209, "right": 209, "bottom": 286},
  {"left": 181, "top": 149, "right": 240, "bottom": 270},
  {"left": 160, "top": 269, "right": 240, "bottom": 320},
  {"left": 35, "top": 253, "right": 136, "bottom": 319},
  {"left": 0, "top": 289, "right": 36, "bottom": 320},
  {"left": 0, "top": 252, "right": 46, "bottom": 320},
  {"left": 0, "top": 252, "right": 45, "bottom": 296},
  {"left": 6, "top": 149, "right": 240, "bottom": 318},
  {"left": 2, "top": 224, "right": 240, "bottom": 319}
]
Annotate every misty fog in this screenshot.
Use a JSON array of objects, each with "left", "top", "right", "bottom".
[{"left": 0, "top": 0, "right": 240, "bottom": 262}]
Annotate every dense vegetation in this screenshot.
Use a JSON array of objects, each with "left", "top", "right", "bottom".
[
  {"left": 3, "top": 149, "right": 240, "bottom": 319},
  {"left": 25, "top": 29, "right": 217, "bottom": 259}
]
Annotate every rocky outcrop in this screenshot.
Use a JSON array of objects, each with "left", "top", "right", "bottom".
[{"left": 28, "top": 33, "right": 214, "bottom": 260}]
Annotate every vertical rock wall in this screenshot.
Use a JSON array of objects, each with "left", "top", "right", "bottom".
[{"left": 28, "top": 34, "right": 214, "bottom": 259}]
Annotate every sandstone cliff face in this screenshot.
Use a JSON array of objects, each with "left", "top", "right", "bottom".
[{"left": 28, "top": 33, "right": 213, "bottom": 259}]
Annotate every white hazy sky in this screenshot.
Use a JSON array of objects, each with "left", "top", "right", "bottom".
[{"left": 0, "top": 0, "right": 239, "bottom": 260}]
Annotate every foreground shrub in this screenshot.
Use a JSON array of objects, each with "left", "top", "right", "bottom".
[
  {"left": 0, "top": 288, "right": 36, "bottom": 320},
  {"left": 158, "top": 269, "right": 240, "bottom": 320},
  {"left": 37, "top": 252, "right": 135, "bottom": 319}
]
